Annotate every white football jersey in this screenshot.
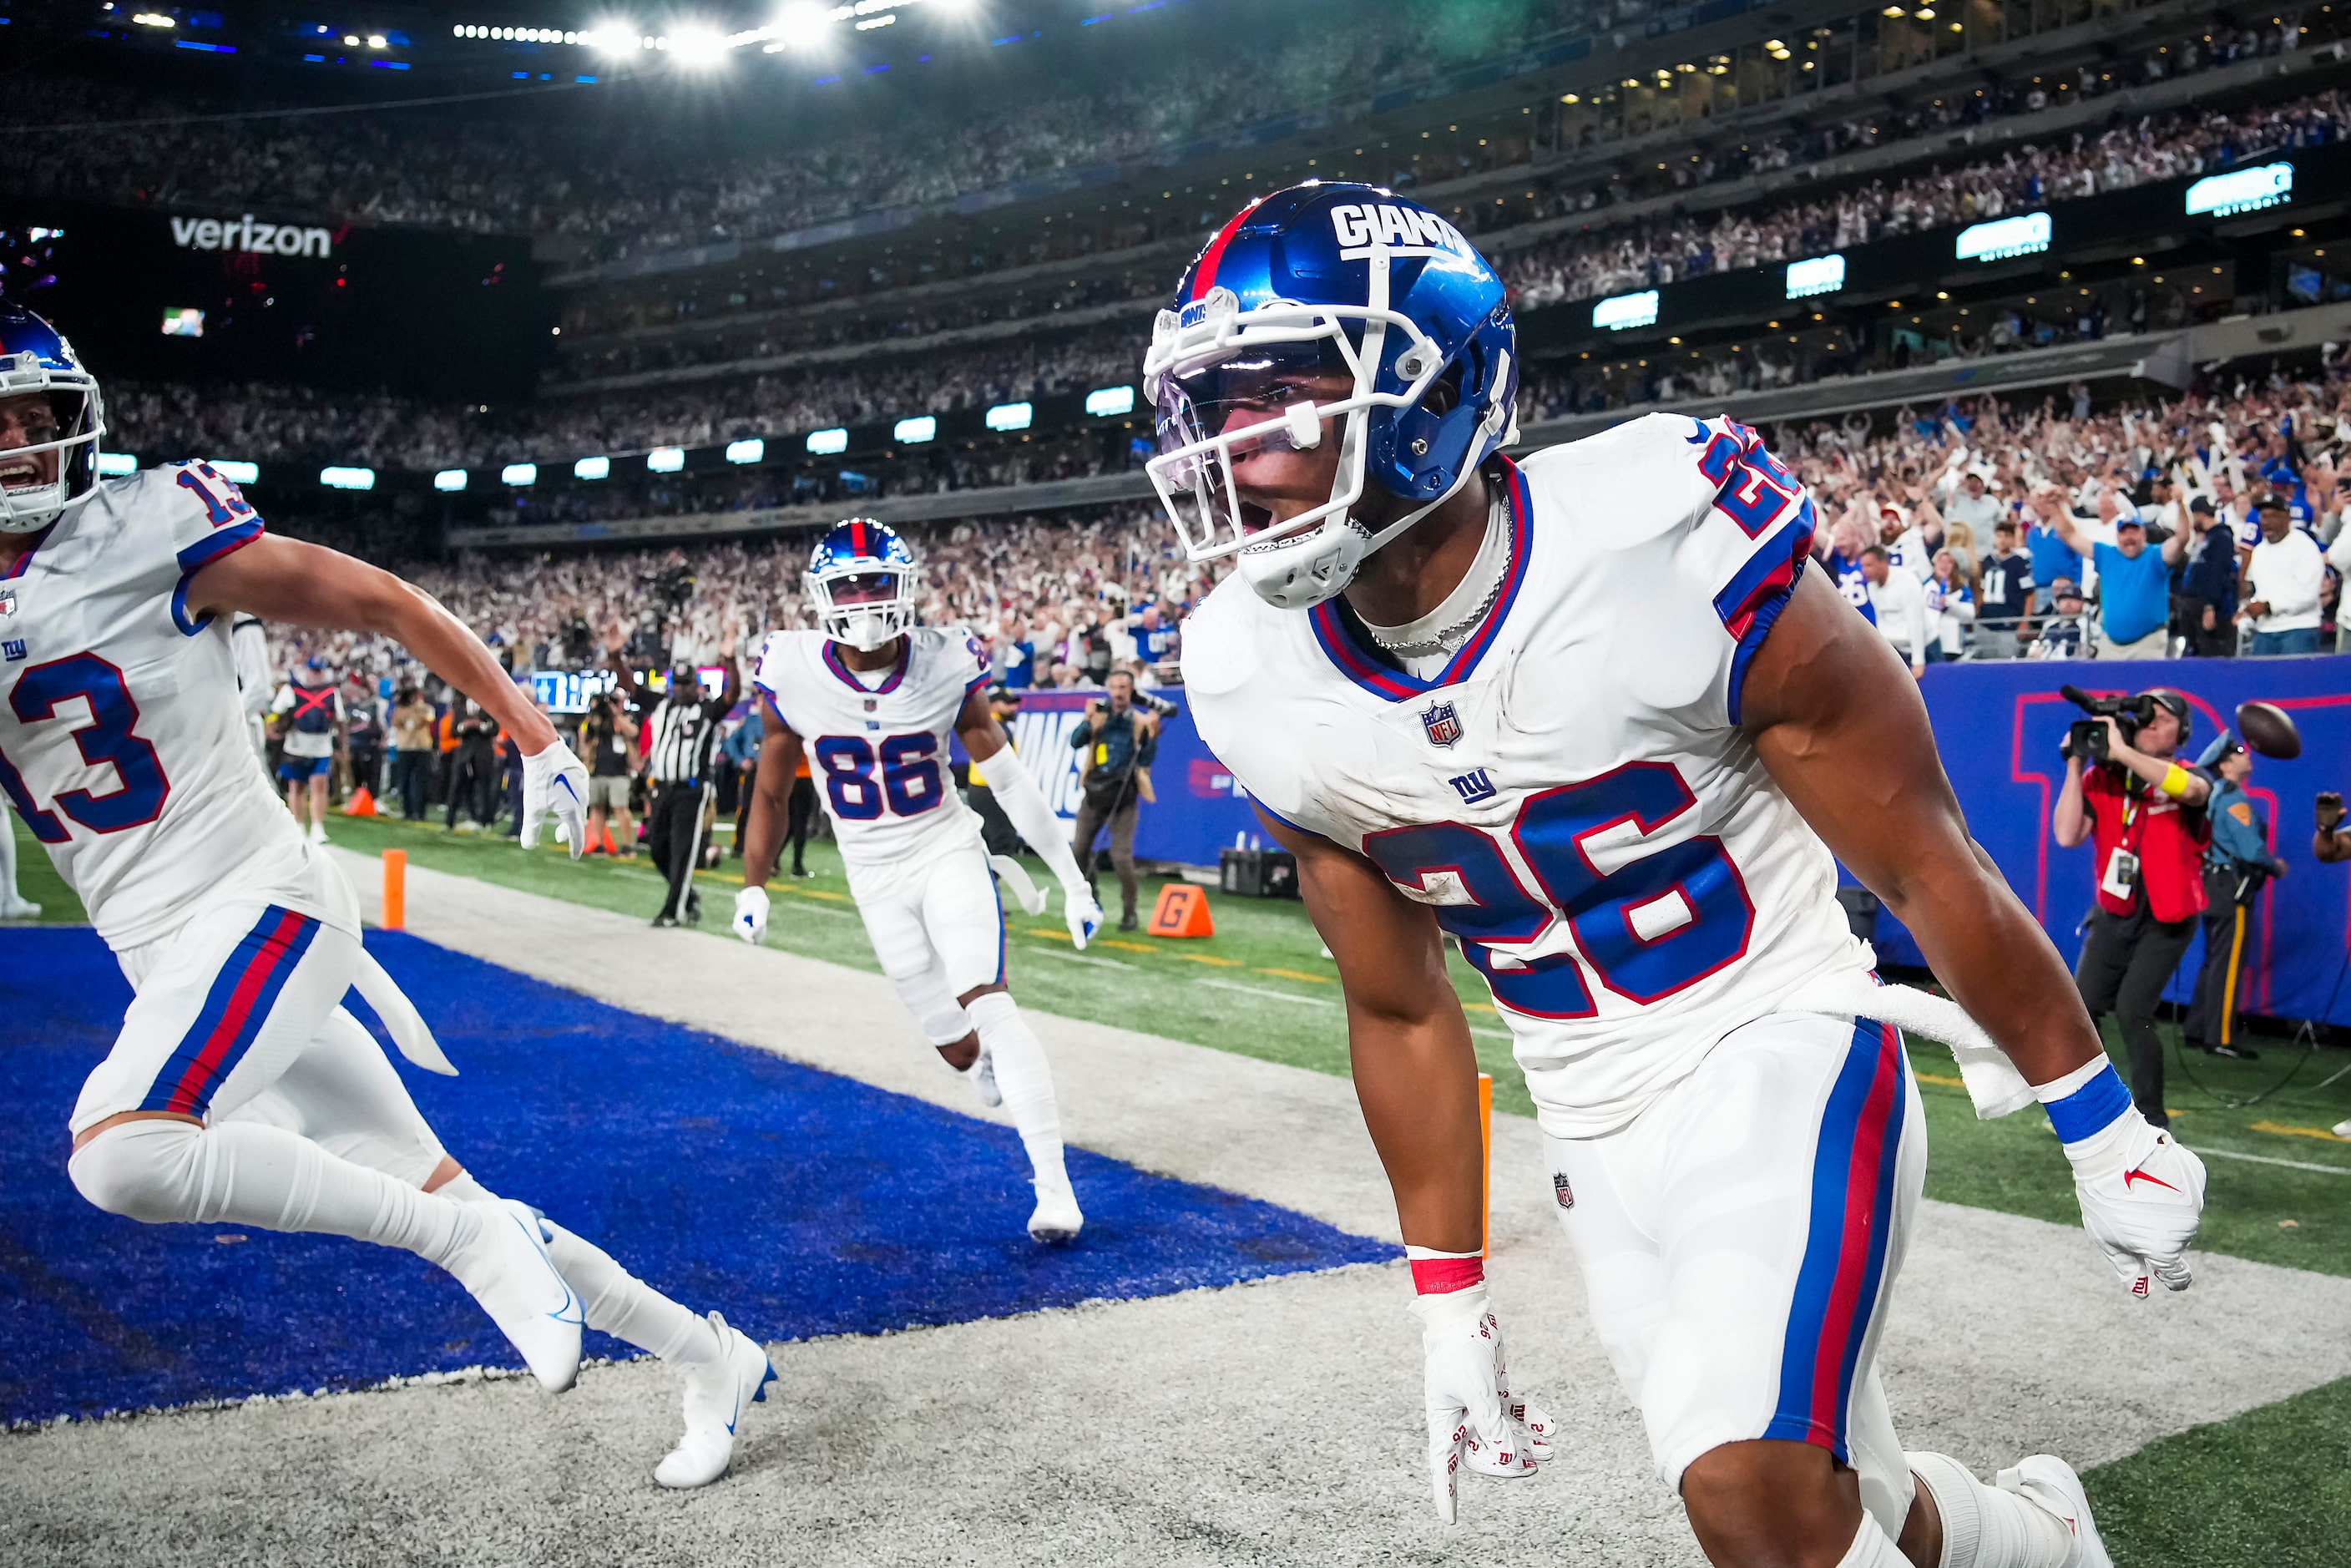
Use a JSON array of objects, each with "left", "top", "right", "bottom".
[
  {"left": 754, "top": 625, "right": 992, "bottom": 873},
  {"left": 0, "top": 463, "right": 326, "bottom": 948},
  {"left": 1183, "top": 416, "right": 1872, "bottom": 1139}
]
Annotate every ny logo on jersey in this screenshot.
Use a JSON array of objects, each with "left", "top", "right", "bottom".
[
  {"left": 1420, "top": 701, "right": 1463, "bottom": 748},
  {"left": 3, "top": 640, "right": 24, "bottom": 662},
  {"left": 1447, "top": 768, "right": 1497, "bottom": 805}
]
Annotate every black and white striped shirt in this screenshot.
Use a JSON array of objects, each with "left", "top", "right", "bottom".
[{"left": 645, "top": 695, "right": 724, "bottom": 785}]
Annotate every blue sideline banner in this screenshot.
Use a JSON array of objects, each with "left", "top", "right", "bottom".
[
  {"left": 999, "top": 661, "right": 2349, "bottom": 1026},
  {"left": 1878, "top": 657, "right": 2350, "bottom": 1027}
]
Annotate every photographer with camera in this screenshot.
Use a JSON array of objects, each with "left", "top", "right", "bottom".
[
  {"left": 2182, "top": 730, "right": 2288, "bottom": 1060},
  {"left": 2052, "top": 687, "right": 2211, "bottom": 1128},
  {"left": 1069, "top": 668, "right": 1159, "bottom": 932},
  {"left": 579, "top": 686, "right": 640, "bottom": 861}
]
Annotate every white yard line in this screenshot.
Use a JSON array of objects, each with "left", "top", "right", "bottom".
[
  {"left": 1197, "top": 978, "right": 1336, "bottom": 1007},
  {"left": 2193, "top": 1144, "right": 2351, "bottom": 1176}
]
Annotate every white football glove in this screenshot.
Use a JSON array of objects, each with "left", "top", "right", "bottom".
[
  {"left": 1408, "top": 1283, "right": 1554, "bottom": 1524},
  {"left": 519, "top": 744, "right": 591, "bottom": 857},
  {"left": 732, "top": 886, "right": 770, "bottom": 947},
  {"left": 2065, "top": 1112, "right": 2207, "bottom": 1297},
  {"left": 1063, "top": 881, "right": 1103, "bottom": 951}
]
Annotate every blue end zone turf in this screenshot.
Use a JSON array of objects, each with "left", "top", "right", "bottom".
[{"left": 0, "top": 928, "right": 1395, "bottom": 1424}]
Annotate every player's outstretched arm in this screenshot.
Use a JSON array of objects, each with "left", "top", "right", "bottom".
[
  {"left": 733, "top": 698, "right": 803, "bottom": 945},
  {"left": 189, "top": 535, "right": 589, "bottom": 853},
  {"left": 1255, "top": 809, "right": 1550, "bottom": 1521},
  {"left": 956, "top": 691, "right": 1100, "bottom": 947},
  {"left": 1742, "top": 567, "right": 2204, "bottom": 1294}
]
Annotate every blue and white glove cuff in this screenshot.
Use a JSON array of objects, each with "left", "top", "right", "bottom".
[{"left": 2037, "top": 1056, "right": 2133, "bottom": 1147}]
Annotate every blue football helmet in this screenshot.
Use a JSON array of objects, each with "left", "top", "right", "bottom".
[
  {"left": 0, "top": 301, "right": 106, "bottom": 534},
  {"left": 1144, "top": 182, "right": 1517, "bottom": 609},
  {"left": 806, "top": 518, "right": 919, "bottom": 651}
]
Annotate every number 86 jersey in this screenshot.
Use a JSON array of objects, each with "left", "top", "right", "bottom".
[
  {"left": 0, "top": 463, "right": 320, "bottom": 949},
  {"left": 1182, "top": 418, "right": 1873, "bottom": 1140},
  {"left": 753, "top": 625, "right": 993, "bottom": 872}
]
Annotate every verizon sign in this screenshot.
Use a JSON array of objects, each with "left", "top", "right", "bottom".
[{"left": 169, "top": 213, "right": 334, "bottom": 259}]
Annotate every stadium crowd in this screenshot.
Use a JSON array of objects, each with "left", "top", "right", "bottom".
[
  {"left": 267, "top": 363, "right": 2349, "bottom": 711},
  {"left": 1506, "top": 88, "right": 2350, "bottom": 306}
]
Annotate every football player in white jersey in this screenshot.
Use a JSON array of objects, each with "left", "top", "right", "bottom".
[
  {"left": 0, "top": 304, "right": 772, "bottom": 1488},
  {"left": 1146, "top": 187, "right": 2205, "bottom": 1565},
  {"left": 735, "top": 519, "right": 1102, "bottom": 1242}
]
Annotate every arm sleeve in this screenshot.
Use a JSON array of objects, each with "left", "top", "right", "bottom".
[
  {"left": 977, "top": 743, "right": 1087, "bottom": 890},
  {"left": 156, "top": 462, "right": 266, "bottom": 636}
]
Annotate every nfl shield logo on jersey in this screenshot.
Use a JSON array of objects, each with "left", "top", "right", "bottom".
[
  {"left": 1420, "top": 702, "right": 1462, "bottom": 748},
  {"left": 0, "top": 589, "right": 16, "bottom": 617}
]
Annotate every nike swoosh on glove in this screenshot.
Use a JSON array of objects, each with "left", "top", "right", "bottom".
[
  {"left": 732, "top": 886, "right": 769, "bottom": 947},
  {"left": 1409, "top": 1282, "right": 1550, "bottom": 1524},
  {"left": 2066, "top": 1112, "right": 2208, "bottom": 1297},
  {"left": 520, "top": 745, "right": 592, "bottom": 857},
  {"left": 1063, "top": 883, "right": 1103, "bottom": 951}
]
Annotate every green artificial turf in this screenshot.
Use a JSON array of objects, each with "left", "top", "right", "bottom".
[{"left": 2089, "top": 1373, "right": 2351, "bottom": 1567}]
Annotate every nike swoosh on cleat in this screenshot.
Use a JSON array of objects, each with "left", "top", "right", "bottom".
[{"left": 2122, "top": 1166, "right": 2179, "bottom": 1192}]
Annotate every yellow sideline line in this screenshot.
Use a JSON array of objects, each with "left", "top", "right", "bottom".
[
  {"left": 1256, "top": 967, "right": 1332, "bottom": 984},
  {"left": 2251, "top": 1120, "right": 2351, "bottom": 1144},
  {"left": 1914, "top": 1071, "right": 1966, "bottom": 1089},
  {"left": 1172, "top": 953, "right": 1241, "bottom": 966}
]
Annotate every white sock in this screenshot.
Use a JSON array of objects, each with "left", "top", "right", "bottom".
[
  {"left": 1909, "top": 1452, "right": 2075, "bottom": 1568},
  {"left": 435, "top": 1171, "right": 717, "bottom": 1368},
  {"left": 69, "top": 1118, "right": 476, "bottom": 1267},
  {"left": 1836, "top": 1511, "right": 1914, "bottom": 1567},
  {"left": 968, "top": 991, "right": 1068, "bottom": 1188},
  {"left": 0, "top": 797, "right": 20, "bottom": 903}
]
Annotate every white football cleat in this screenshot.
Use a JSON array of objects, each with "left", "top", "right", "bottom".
[
  {"left": 965, "top": 1048, "right": 1002, "bottom": 1109},
  {"left": 1997, "top": 1454, "right": 2111, "bottom": 1568},
  {"left": 445, "top": 1200, "right": 584, "bottom": 1394},
  {"left": 655, "top": 1312, "right": 776, "bottom": 1490},
  {"left": 308, "top": 822, "right": 329, "bottom": 846},
  {"left": 0, "top": 896, "right": 40, "bottom": 920},
  {"left": 2333, "top": 1117, "right": 2351, "bottom": 1141},
  {"left": 1027, "top": 1176, "right": 1084, "bottom": 1244}
]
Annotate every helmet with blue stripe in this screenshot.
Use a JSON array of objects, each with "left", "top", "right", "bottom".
[
  {"left": 0, "top": 301, "right": 106, "bottom": 534},
  {"left": 806, "top": 517, "right": 919, "bottom": 651},
  {"left": 1143, "top": 182, "right": 1517, "bottom": 609}
]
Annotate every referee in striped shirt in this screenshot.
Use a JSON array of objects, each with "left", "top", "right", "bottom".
[{"left": 609, "top": 648, "right": 740, "bottom": 927}]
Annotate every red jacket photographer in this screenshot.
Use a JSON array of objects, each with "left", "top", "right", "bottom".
[{"left": 2051, "top": 690, "right": 2212, "bottom": 1129}]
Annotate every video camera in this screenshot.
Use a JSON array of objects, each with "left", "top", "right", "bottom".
[{"left": 2058, "top": 685, "right": 2156, "bottom": 764}]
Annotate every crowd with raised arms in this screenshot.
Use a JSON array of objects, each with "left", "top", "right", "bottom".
[
  {"left": 254, "top": 362, "right": 2351, "bottom": 716},
  {"left": 266, "top": 505, "right": 1207, "bottom": 695}
]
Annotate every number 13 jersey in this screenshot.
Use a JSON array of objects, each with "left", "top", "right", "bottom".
[
  {"left": 0, "top": 463, "right": 323, "bottom": 949},
  {"left": 754, "top": 625, "right": 993, "bottom": 873},
  {"left": 1182, "top": 417, "right": 1873, "bottom": 1139}
]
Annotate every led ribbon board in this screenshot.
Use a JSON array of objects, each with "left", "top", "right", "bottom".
[
  {"left": 1785, "top": 254, "right": 1846, "bottom": 300},
  {"left": 2185, "top": 163, "right": 2293, "bottom": 220},
  {"left": 1954, "top": 212, "right": 2052, "bottom": 263},
  {"left": 1592, "top": 290, "right": 1661, "bottom": 331}
]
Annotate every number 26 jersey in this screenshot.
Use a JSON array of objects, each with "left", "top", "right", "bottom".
[
  {"left": 0, "top": 463, "right": 322, "bottom": 950},
  {"left": 753, "top": 625, "right": 993, "bottom": 873},
  {"left": 1182, "top": 417, "right": 1873, "bottom": 1140}
]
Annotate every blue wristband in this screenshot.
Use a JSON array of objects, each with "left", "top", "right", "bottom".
[{"left": 2043, "top": 1061, "right": 2132, "bottom": 1144}]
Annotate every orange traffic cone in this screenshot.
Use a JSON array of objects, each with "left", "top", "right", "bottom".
[
  {"left": 1146, "top": 883, "right": 1215, "bottom": 938},
  {"left": 345, "top": 787, "right": 377, "bottom": 817}
]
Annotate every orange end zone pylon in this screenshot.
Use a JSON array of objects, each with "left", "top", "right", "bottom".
[
  {"left": 1146, "top": 883, "right": 1214, "bottom": 938},
  {"left": 382, "top": 849, "right": 406, "bottom": 931}
]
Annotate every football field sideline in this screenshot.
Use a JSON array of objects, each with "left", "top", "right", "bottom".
[{"left": 6, "top": 851, "right": 2346, "bottom": 1564}]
